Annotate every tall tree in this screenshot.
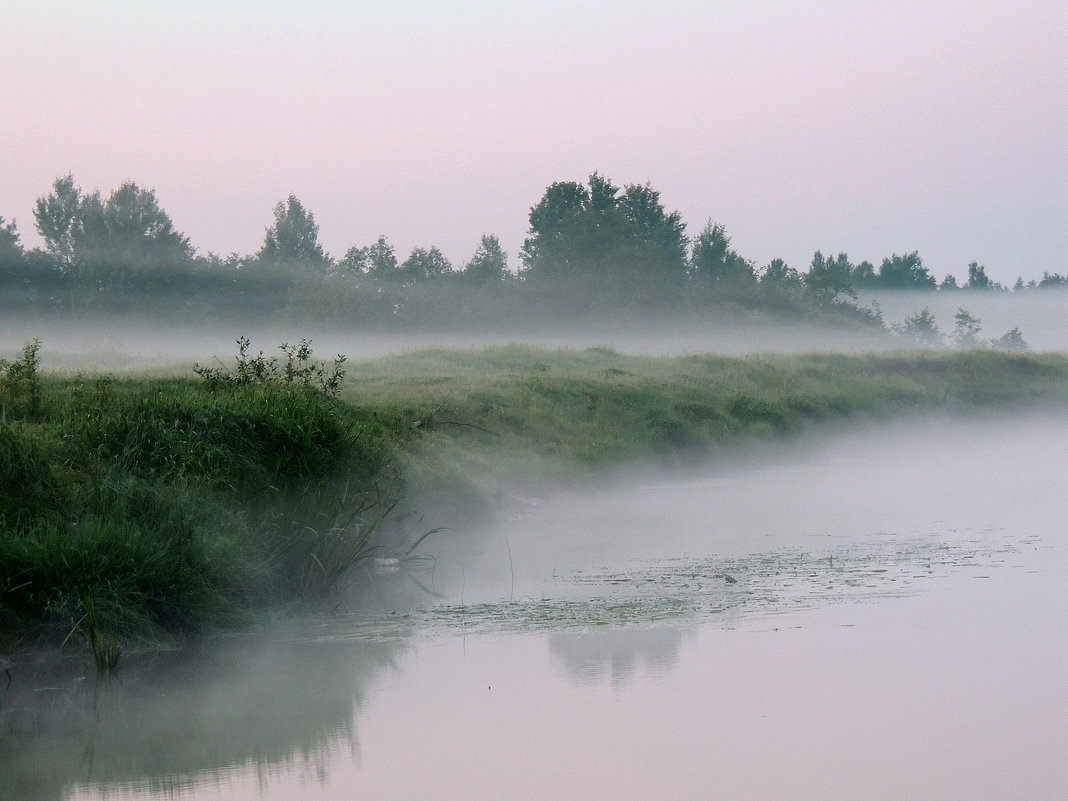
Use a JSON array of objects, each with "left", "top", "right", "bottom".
[
  {"left": 689, "top": 221, "right": 754, "bottom": 287},
  {"left": 401, "top": 246, "right": 451, "bottom": 284},
  {"left": 618, "top": 182, "right": 688, "bottom": 284},
  {"left": 852, "top": 260, "right": 877, "bottom": 288},
  {"left": 0, "top": 217, "right": 26, "bottom": 285},
  {"left": 258, "top": 195, "right": 327, "bottom": 269},
  {"left": 760, "top": 258, "right": 803, "bottom": 290},
  {"left": 365, "top": 235, "right": 399, "bottom": 279},
  {"left": 951, "top": 308, "right": 982, "bottom": 348},
  {"left": 965, "top": 261, "right": 997, "bottom": 290},
  {"left": 805, "top": 251, "right": 855, "bottom": 299},
  {"left": 33, "top": 174, "right": 83, "bottom": 271},
  {"left": 96, "top": 181, "right": 192, "bottom": 270},
  {"left": 877, "top": 252, "right": 935, "bottom": 289},
  {"left": 33, "top": 176, "right": 193, "bottom": 287},
  {"left": 463, "top": 234, "right": 509, "bottom": 283},
  {"left": 520, "top": 180, "right": 591, "bottom": 277},
  {"left": 520, "top": 173, "right": 688, "bottom": 297}
]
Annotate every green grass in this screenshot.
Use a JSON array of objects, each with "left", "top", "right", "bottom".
[
  {"left": 345, "top": 345, "right": 1068, "bottom": 471},
  {"left": 1, "top": 342, "right": 1065, "bottom": 654},
  {"left": 0, "top": 356, "right": 411, "bottom": 652}
]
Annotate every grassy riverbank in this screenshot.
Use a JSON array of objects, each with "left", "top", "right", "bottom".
[{"left": 2, "top": 343, "right": 1066, "bottom": 655}]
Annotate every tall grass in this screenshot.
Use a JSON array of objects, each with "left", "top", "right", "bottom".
[{"left": 0, "top": 341, "right": 409, "bottom": 656}]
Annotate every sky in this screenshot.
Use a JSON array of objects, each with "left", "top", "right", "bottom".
[{"left": 2, "top": 0, "right": 1065, "bottom": 283}]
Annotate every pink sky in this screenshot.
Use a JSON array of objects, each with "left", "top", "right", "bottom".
[{"left": 2, "top": 0, "right": 1064, "bottom": 283}]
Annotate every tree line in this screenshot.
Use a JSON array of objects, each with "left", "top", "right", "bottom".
[{"left": 1, "top": 172, "right": 1063, "bottom": 324}]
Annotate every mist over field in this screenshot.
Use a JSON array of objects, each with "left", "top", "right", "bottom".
[
  {"left": 1, "top": 286, "right": 1062, "bottom": 376},
  {"left": 3, "top": 2, "right": 1066, "bottom": 799}
]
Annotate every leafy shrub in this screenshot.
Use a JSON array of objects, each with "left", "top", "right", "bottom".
[
  {"left": 0, "top": 339, "right": 42, "bottom": 420},
  {"left": 195, "top": 336, "right": 346, "bottom": 396}
]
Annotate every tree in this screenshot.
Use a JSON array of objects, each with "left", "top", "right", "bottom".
[
  {"left": 761, "top": 258, "right": 801, "bottom": 287},
  {"left": 805, "top": 251, "right": 855, "bottom": 299},
  {"left": 951, "top": 308, "right": 982, "bottom": 348},
  {"left": 690, "top": 221, "right": 754, "bottom": 287},
  {"left": 0, "top": 217, "right": 22, "bottom": 264},
  {"left": 463, "top": 234, "right": 509, "bottom": 283},
  {"left": 0, "top": 217, "right": 26, "bottom": 286},
  {"left": 965, "top": 261, "right": 998, "bottom": 290},
  {"left": 877, "top": 252, "right": 936, "bottom": 289},
  {"left": 940, "top": 274, "right": 959, "bottom": 289},
  {"left": 365, "top": 236, "right": 399, "bottom": 279},
  {"left": 990, "top": 327, "right": 1028, "bottom": 351},
  {"left": 852, "top": 260, "right": 877, "bottom": 288},
  {"left": 617, "top": 182, "right": 687, "bottom": 284},
  {"left": 33, "top": 174, "right": 83, "bottom": 271},
  {"left": 520, "top": 180, "right": 590, "bottom": 277},
  {"left": 335, "top": 245, "right": 370, "bottom": 279},
  {"left": 520, "top": 173, "right": 688, "bottom": 297},
  {"left": 33, "top": 175, "right": 193, "bottom": 290},
  {"left": 258, "top": 195, "right": 327, "bottom": 269},
  {"left": 96, "top": 181, "right": 192, "bottom": 270},
  {"left": 401, "top": 246, "right": 451, "bottom": 284},
  {"left": 892, "top": 307, "right": 942, "bottom": 346}
]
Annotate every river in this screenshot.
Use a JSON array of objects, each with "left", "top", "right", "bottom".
[{"left": 2, "top": 414, "right": 1065, "bottom": 800}]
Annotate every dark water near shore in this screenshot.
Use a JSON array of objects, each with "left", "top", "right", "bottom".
[{"left": 2, "top": 416, "right": 1065, "bottom": 800}]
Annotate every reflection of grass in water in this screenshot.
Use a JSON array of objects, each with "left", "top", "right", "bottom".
[{"left": 0, "top": 632, "right": 403, "bottom": 801}]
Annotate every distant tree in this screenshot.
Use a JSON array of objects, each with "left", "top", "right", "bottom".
[
  {"left": 33, "top": 175, "right": 193, "bottom": 290},
  {"left": 951, "top": 308, "right": 982, "bottom": 348},
  {"left": 852, "top": 260, "right": 877, "bottom": 288},
  {"left": 805, "top": 251, "right": 855, "bottom": 299},
  {"left": 1012, "top": 277, "right": 1025, "bottom": 291},
  {"left": 990, "top": 327, "right": 1029, "bottom": 352},
  {"left": 365, "top": 235, "right": 399, "bottom": 279},
  {"left": 258, "top": 195, "right": 327, "bottom": 269},
  {"left": 401, "top": 246, "right": 451, "bottom": 284},
  {"left": 521, "top": 173, "right": 688, "bottom": 297},
  {"left": 0, "top": 217, "right": 27, "bottom": 287},
  {"left": 760, "top": 258, "right": 802, "bottom": 287},
  {"left": 617, "top": 182, "right": 688, "bottom": 282},
  {"left": 892, "top": 307, "right": 943, "bottom": 346},
  {"left": 96, "top": 181, "right": 193, "bottom": 269},
  {"left": 520, "top": 180, "right": 591, "bottom": 277},
  {"left": 1037, "top": 272, "right": 1067, "bottom": 288},
  {"left": 334, "top": 245, "right": 370, "bottom": 279},
  {"left": 463, "top": 234, "right": 509, "bottom": 283},
  {"left": 877, "top": 252, "right": 936, "bottom": 289},
  {"left": 965, "top": 261, "right": 998, "bottom": 290},
  {"left": 689, "top": 221, "right": 754, "bottom": 287},
  {"left": 0, "top": 217, "right": 22, "bottom": 265},
  {"left": 940, "top": 274, "right": 959, "bottom": 290},
  {"left": 33, "top": 174, "right": 83, "bottom": 272}
]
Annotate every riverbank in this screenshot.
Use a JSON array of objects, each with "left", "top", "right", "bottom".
[{"left": 1, "top": 343, "right": 1065, "bottom": 656}]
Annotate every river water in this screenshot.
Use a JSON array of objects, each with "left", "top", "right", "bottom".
[{"left": 2, "top": 415, "right": 1065, "bottom": 800}]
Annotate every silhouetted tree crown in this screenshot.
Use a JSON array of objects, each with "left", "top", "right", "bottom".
[
  {"left": 258, "top": 195, "right": 327, "bottom": 269},
  {"left": 463, "top": 234, "right": 509, "bottom": 283},
  {"left": 521, "top": 173, "right": 687, "bottom": 296},
  {"left": 877, "top": 252, "right": 935, "bottom": 289}
]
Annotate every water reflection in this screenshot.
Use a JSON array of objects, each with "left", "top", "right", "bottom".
[
  {"left": 548, "top": 625, "right": 692, "bottom": 687},
  {"left": 0, "top": 625, "right": 404, "bottom": 801}
]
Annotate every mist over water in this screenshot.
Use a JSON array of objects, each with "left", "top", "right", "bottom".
[{"left": 4, "top": 414, "right": 1065, "bottom": 800}]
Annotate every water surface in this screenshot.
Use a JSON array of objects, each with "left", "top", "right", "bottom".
[{"left": 3, "top": 416, "right": 1065, "bottom": 800}]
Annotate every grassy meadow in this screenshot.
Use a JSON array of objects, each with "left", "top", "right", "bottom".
[{"left": 1, "top": 340, "right": 1065, "bottom": 657}]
